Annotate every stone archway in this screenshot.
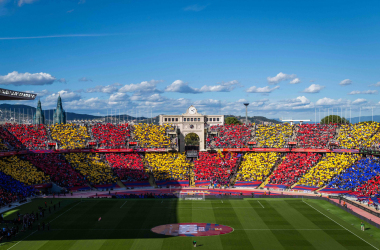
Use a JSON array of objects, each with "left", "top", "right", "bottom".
[
  {"left": 184, "top": 132, "right": 200, "bottom": 148},
  {"left": 180, "top": 131, "right": 205, "bottom": 152}
]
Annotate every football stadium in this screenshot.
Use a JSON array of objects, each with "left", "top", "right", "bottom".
[{"left": 0, "top": 94, "right": 380, "bottom": 250}]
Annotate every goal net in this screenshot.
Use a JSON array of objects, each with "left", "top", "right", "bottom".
[{"left": 179, "top": 192, "right": 205, "bottom": 201}]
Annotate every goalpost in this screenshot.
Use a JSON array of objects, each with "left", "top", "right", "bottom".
[{"left": 179, "top": 192, "right": 205, "bottom": 201}]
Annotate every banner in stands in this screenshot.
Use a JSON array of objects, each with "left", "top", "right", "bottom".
[
  {"left": 234, "top": 181, "right": 261, "bottom": 187},
  {"left": 332, "top": 149, "right": 360, "bottom": 153},
  {"left": 264, "top": 184, "right": 288, "bottom": 189},
  {"left": 93, "top": 183, "right": 116, "bottom": 189},
  {"left": 194, "top": 180, "right": 210, "bottom": 186},
  {"left": 145, "top": 148, "right": 167, "bottom": 152},
  {"left": 252, "top": 148, "right": 290, "bottom": 152},
  {"left": 32, "top": 183, "right": 52, "bottom": 189},
  {"left": 122, "top": 181, "right": 151, "bottom": 187},
  {"left": 292, "top": 148, "right": 331, "bottom": 153},
  {"left": 318, "top": 187, "right": 351, "bottom": 194},
  {"left": 292, "top": 185, "right": 319, "bottom": 191},
  {"left": 96, "top": 149, "right": 134, "bottom": 153},
  {"left": 156, "top": 180, "right": 189, "bottom": 187}
]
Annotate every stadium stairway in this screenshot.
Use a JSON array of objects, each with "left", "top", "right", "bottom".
[
  {"left": 259, "top": 154, "right": 286, "bottom": 188},
  {"left": 229, "top": 155, "right": 243, "bottom": 186},
  {"left": 116, "top": 180, "right": 126, "bottom": 189}
]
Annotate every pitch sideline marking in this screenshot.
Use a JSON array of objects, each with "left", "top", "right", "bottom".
[
  {"left": 302, "top": 200, "right": 379, "bottom": 250},
  {"left": 50, "top": 201, "right": 83, "bottom": 223},
  {"left": 120, "top": 201, "right": 127, "bottom": 208},
  {"left": 258, "top": 201, "right": 264, "bottom": 208},
  {"left": 6, "top": 230, "right": 37, "bottom": 250},
  {"left": 49, "top": 228, "right": 347, "bottom": 231}
]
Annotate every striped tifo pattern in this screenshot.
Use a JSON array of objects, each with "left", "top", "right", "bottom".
[{"left": 2, "top": 198, "right": 380, "bottom": 250}]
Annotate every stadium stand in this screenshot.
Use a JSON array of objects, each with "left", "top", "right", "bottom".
[
  {"left": 92, "top": 123, "right": 130, "bottom": 148},
  {"left": 0, "top": 172, "right": 34, "bottom": 207},
  {"left": 255, "top": 124, "right": 293, "bottom": 148},
  {"left": 297, "top": 153, "right": 359, "bottom": 187},
  {"left": 236, "top": 152, "right": 279, "bottom": 181},
  {"left": 206, "top": 124, "right": 252, "bottom": 148},
  {"left": 0, "top": 155, "right": 50, "bottom": 185},
  {"left": 25, "top": 154, "right": 86, "bottom": 188},
  {"left": 0, "top": 126, "right": 24, "bottom": 149},
  {"left": 105, "top": 153, "right": 148, "bottom": 181},
  {"left": 295, "top": 123, "right": 337, "bottom": 148},
  {"left": 64, "top": 153, "right": 116, "bottom": 185},
  {"left": 5, "top": 124, "right": 48, "bottom": 150},
  {"left": 328, "top": 156, "right": 380, "bottom": 191},
  {"left": 194, "top": 152, "right": 238, "bottom": 185},
  {"left": 145, "top": 152, "right": 190, "bottom": 180},
  {"left": 268, "top": 153, "right": 321, "bottom": 187},
  {"left": 50, "top": 124, "right": 90, "bottom": 149},
  {"left": 337, "top": 122, "right": 380, "bottom": 149},
  {"left": 132, "top": 124, "right": 172, "bottom": 148},
  {"left": 356, "top": 175, "right": 380, "bottom": 196}
]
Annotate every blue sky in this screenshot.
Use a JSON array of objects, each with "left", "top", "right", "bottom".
[{"left": 0, "top": 0, "right": 379, "bottom": 120}]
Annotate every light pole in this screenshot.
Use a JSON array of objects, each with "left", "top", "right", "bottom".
[{"left": 243, "top": 103, "right": 249, "bottom": 124}]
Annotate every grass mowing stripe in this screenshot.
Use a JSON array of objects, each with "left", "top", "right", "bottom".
[
  {"left": 252, "top": 200, "right": 317, "bottom": 249},
  {"left": 302, "top": 200, "right": 379, "bottom": 250},
  {"left": 49, "top": 201, "right": 83, "bottom": 223},
  {"left": 6, "top": 230, "right": 37, "bottom": 250},
  {"left": 120, "top": 201, "right": 127, "bottom": 208}
]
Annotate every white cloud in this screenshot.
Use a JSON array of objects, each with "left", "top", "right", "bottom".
[
  {"left": 198, "top": 80, "right": 240, "bottom": 92},
  {"left": 45, "top": 90, "right": 81, "bottom": 103},
  {"left": 246, "top": 85, "right": 280, "bottom": 93},
  {"left": 86, "top": 83, "right": 121, "bottom": 94},
  {"left": 119, "top": 80, "right": 163, "bottom": 93},
  {"left": 165, "top": 80, "right": 200, "bottom": 94},
  {"left": 267, "top": 72, "right": 296, "bottom": 84},
  {"left": 316, "top": 97, "right": 344, "bottom": 106},
  {"left": 303, "top": 84, "right": 325, "bottom": 93},
  {"left": 370, "top": 82, "right": 380, "bottom": 87},
  {"left": 57, "top": 78, "right": 67, "bottom": 83},
  {"left": 183, "top": 4, "right": 207, "bottom": 11},
  {"left": 26, "top": 89, "right": 50, "bottom": 97},
  {"left": 339, "top": 79, "right": 352, "bottom": 86},
  {"left": 109, "top": 92, "right": 129, "bottom": 104},
  {"left": 289, "top": 78, "right": 301, "bottom": 84},
  {"left": 79, "top": 77, "right": 92, "bottom": 82},
  {"left": 348, "top": 90, "right": 378, "bottom": 95},
  {"left": 352, "top": 98, "right": 367, "bottom": 105},
  {"left": 0, "top": 71, "right": 56, "bottom": 86},
  {"left": 78, "top": 0, "right": 85, "bottom": 4},
  {"left": 18, "top": 0, "right": 37, "bottom": 7}
]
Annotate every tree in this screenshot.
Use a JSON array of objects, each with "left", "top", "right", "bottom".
[
  {"left": 320, "top": 115, "right": 349, "bottom": 124},
  {"left": 185, "top": 133, "right": 200, "bottom": 146},
  {"left": 225, "top": 117, "right": 242, "bottom": 125}
]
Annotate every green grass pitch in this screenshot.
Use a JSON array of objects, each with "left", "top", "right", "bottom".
[{"left": 1, "top": 198, "right": 380, "bottom": 250}]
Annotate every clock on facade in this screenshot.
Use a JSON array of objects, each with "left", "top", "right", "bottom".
[{"left": 189, "top": 107, "right": 196, "bottom": 114}]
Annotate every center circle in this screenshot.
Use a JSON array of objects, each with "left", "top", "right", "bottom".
[{"left": 151, "top": 223, "right": 234, "bottom": 237}]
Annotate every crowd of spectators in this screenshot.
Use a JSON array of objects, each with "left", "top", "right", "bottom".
[
  {"left": 194, "top": 152, "right": 238, "bottom": 186},
  {"left": 0, "top": 126, "right": 24, "bottom": 150},
  {"left": 236, "top": 152, "right": 279, "bottom": 181},
  {"left": 0, "top": 139, "right": 8, "bottom": 151},
  {"left": 0, "top": 172, "right": 34, "bottom": 207},
  {"left": 206, "top": 125, "right": 252, "bottom": 148},
  {"left": 296, "top": 124, "right": 337, "bottom": 148},
  {"left": 25, "top": 154, "right": 86, "bottom": 188},
  {"left": 256, "top": 124, "right": 293, "bottom": 148},
  {"left": 0, "top": 156, "right": 50, "bottom": 185},
  {"left": 268, "top": 153, "right": 321, "bottom": 187},
  {"left": 356, "top": 175, "right": 380, "bottom": 196},
  {"left": 145, "top": 153, "right": 189, "bottom": 180},
  {"left": 64, "top": 153, "right": 116, "bottom": 185},
  {"left": 5, "top": 124, "right": 48, "bottom": 150},
  {"left": 50, "top": 124, "right": 90, "bottom": 149},
  {"left": 92, "top": 123, "right": 130, "bottom": 148},
  {"left": 338, "top": 122, "right": 380, "bottom": 149},
  {"left": 132, "top": 124, "right": 171, "bottom": 148},
  {"left": 105, "top": 153, "right": 148, "bottom": 181},
  {"left": 298, "top": 153, "right": 359, "bottom": 187},
  {"left": 328, "top": 157, "right": 380, "bottom": 191}
]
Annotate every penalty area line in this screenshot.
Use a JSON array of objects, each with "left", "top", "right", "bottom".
[
  {"left": 6, "top": 230, "right": 37, "bottom": 250},
  {"left": 50, "top": 201, "right": 83, "bottom": 223},
  {"left": 302, "top": 200, "right": 379, "bottom": 250},
  {"left": 257, "top": 201, "right": 264, "bottom": 208},
  {"left": 120, "top": 201, "right": 127, "bottom": 208}
]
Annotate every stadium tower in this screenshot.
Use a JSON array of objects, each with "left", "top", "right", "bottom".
[
  {"left": 33, "top": 99, "right": 45, "bottom": 125},
  {"left": 53, "top": 95, "right": 66, "bottom": 124}
]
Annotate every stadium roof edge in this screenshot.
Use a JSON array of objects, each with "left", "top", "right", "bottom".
[{"left": 0, "top": 88, "right": 37, "bottom": 100}]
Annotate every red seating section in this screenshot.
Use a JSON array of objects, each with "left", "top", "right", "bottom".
[
  {"left": 105, "top": 153, "right": 148, "bottom": 181},
  {"left": 92, "top": 123, "right": 130, "bottom": 148},
  {"left": 6, "top": 124, "right": 48, "bottom": 150},
  {"left": 268, "top": 153, "right": 321, "bottom": 187},
  {"left": 206, "top": 125, "right": 252, "bottom": 148},
  {"left": 25, "top": 154, "right": 86, "bottom": 188},
  {"left": 356, "top": 176, "right": 380, "bottom": 196},
  {"left": 296, "top": 124, "right": 337, "bottom": 149}
]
